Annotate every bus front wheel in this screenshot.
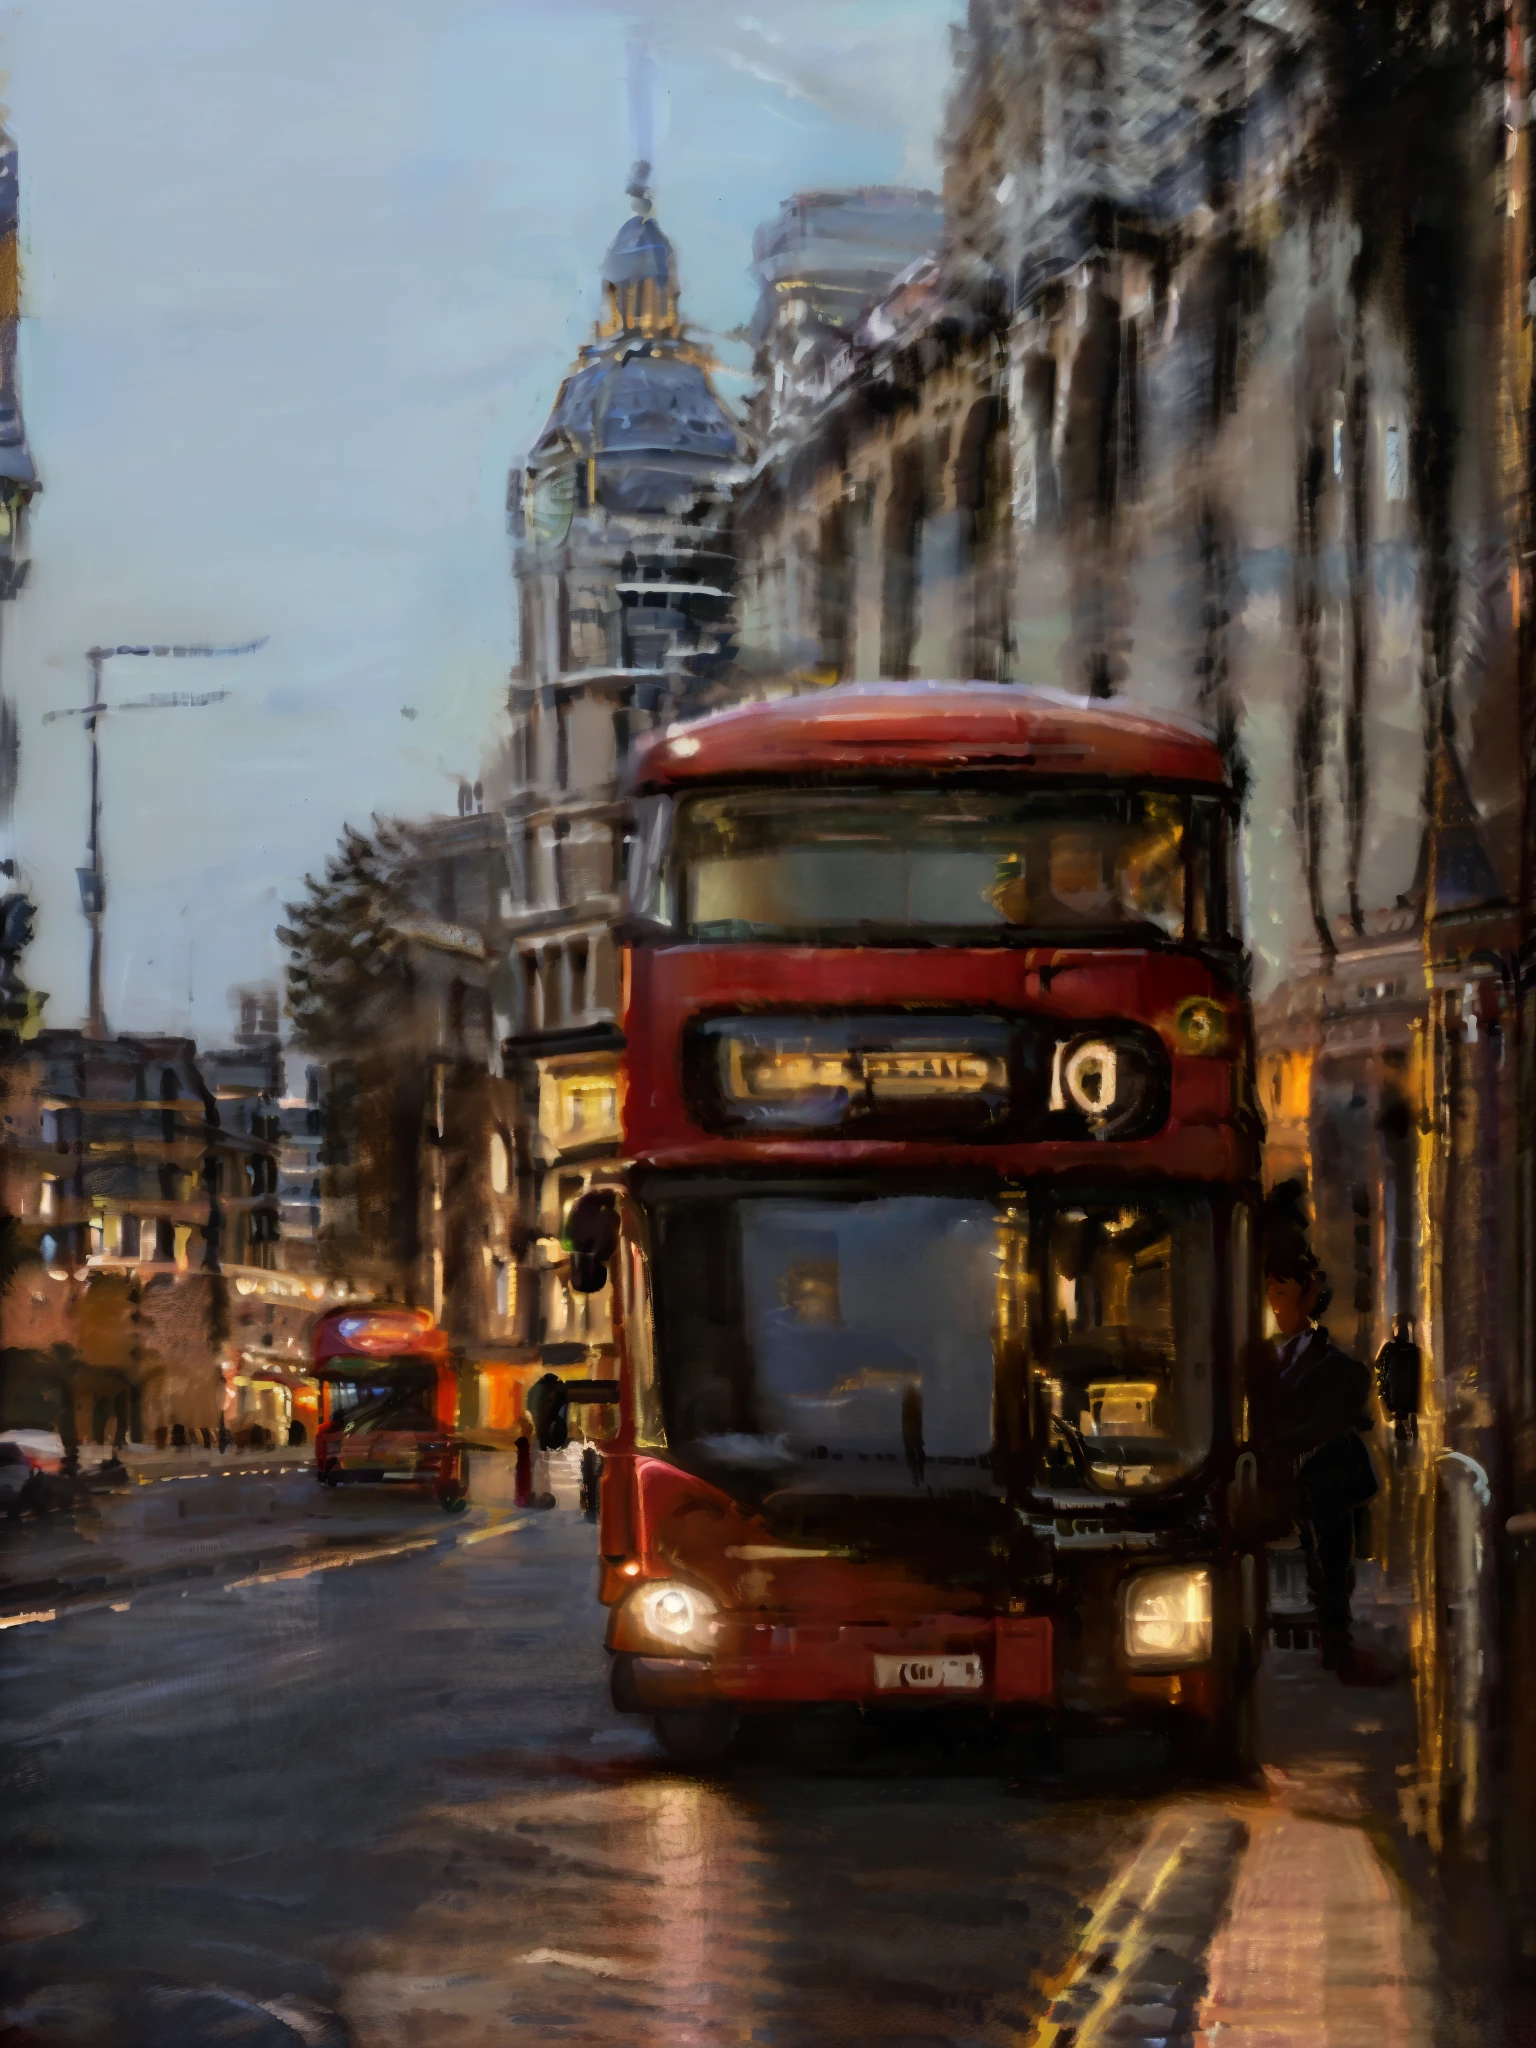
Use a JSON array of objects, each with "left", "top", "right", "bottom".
[{"left": 652, "top": 1706, "right": 738, "bottom": 1766}]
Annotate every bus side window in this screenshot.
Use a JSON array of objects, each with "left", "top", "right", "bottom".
[
  {"left": 626, "top": 795, "right": 674, "bottom": 928},
  {"left": 622, "top": 1236, "right": 667, "bottom": 1450}
]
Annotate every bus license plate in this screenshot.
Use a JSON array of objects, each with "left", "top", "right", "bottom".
[{"left": 873, "top": 1654, "right": 984, "bottom": 1692}]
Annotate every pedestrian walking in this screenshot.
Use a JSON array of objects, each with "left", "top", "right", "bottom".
[
  {"left": 514, "top": 1431, "right": 533, "bottom": 1508},
  {"left": 1257, "top": 1186, "right": 1389, "bottom": 1685},
  {"left": 287, "top": 1417, "right": 306, "bottom": 1447}
]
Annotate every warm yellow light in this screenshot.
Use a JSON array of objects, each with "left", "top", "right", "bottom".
[
  {"left": 1124, "top": 1567, "right": 1213, "bottom": 1664},
  {"left": 1174, "top": 997, "right": 1228, "bottom": 1054},
  {"left": 863, "top": 1051, "right": 1004, "bottom": 1098},
  {"left": 727, "top": 1044, "right": 1005, "bottom": 1103},
  {"left": 729, "top": 1047, "right": 852, "bottom": 1099}
]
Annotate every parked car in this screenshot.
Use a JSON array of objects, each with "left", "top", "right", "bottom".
[
  {"left": 0, "top": 1431, "right": 73, "bottom": 1519},
  {"left": 0, "top": 1429, "right": 67, "bottom": 1474}
]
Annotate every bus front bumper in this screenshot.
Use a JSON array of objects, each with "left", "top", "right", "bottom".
[{"left": 609, "top": 1615, "right": 1054, "bottom": 1712}]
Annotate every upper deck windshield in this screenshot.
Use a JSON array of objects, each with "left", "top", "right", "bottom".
[
  {"left": 647, "top": 1187, "right": 1217, "bottom": 1496},
  {"left": 320, "top": 1358, "right": 439, "bottom": 1436},
  {"left": 631, "top": 788, "right": 1236, "bottom": 945}
]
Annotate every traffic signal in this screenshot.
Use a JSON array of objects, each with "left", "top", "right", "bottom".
[{"left": 526, "top": 1371, "right": 570, "bottom": 1452}]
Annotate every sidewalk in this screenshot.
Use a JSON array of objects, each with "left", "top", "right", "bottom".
[{"left": 1031, "top": 1565, "right": 1535, "bottom": 2047}]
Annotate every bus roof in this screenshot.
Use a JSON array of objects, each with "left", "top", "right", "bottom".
[
  {"left": 310, "top": 1304, "right": 449, "bottom": 1368},
  {"left": 630, "top": 682, "right": 1230, "bottom": 794}
]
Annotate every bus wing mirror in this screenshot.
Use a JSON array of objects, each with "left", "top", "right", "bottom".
[{"left": 567, "top": 1189, "right": 620, "bottom": 1293}]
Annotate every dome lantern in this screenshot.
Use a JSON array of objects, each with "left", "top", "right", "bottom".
[{"left": 600, "top": 162, "right": 680, "bottom": 339}]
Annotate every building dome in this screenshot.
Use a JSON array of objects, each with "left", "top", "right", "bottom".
[
  {"left": 522, "top": 161, "right": 747, "bottom": 520},
  {"left": 599, "top": 163, "right": 680, "bottom": 337},
  {"left": 533, "top": 346, "right": 743, "bottom": 516},
  {"left": 602, "top": 213, "right": 677, "bottom": 294}
]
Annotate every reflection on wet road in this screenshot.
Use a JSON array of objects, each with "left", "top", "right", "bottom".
[{"left": 2, "top": 1503, "right": 1148, "bottom": 2045}]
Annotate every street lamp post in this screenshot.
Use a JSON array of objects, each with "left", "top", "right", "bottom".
[{"left": 45, "top": 638, "right": 267, "bottom": 1037}]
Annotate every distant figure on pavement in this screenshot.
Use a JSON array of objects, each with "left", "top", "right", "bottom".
[
  {"left": 1257, "top": 1185, "right": 1387, "bottom": 1686},
  {"left": 514, "top": 1432, "right": 533, "bottom": 1508},
  {"left": 170, "top": 1422, "right": 187, "bottom": 1451},
  {"left": 218, "top": 1421, "right": 230, "bottom": 1452},
  {"left": 580, "top": 1443, "right": 602, "bottom": 1519},
  {"left": 287, "top": 1418, "right": 306, "bottom": 1447},
  {"left": 1375, "top": 1317, "right": 1422, "bottom": 1446}
]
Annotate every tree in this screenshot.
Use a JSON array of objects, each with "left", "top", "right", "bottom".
[{"left": 277, "top": 819, "right": 418, "bottom": 1053}]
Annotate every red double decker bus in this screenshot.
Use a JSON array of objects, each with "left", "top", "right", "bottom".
[
  {"left": 569, "top": 682, "right": 1264, "bottom": 1765},
  {"left": 311, "top": 1305, "right": 467, "bottom": 1512}
]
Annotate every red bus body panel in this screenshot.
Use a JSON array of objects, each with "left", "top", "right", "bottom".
[
  {"left": 625, "top": 943, "right": 1256, "bottom": 1181},
  {"left": 600, "top": 1455, "right": 1055, "bottom": 1707}
]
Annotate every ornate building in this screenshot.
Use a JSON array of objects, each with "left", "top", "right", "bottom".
[
  {"left": 496, "top": 167, "right": 748, "bottom": 1387},
  {"left": 731, "top": 0, "right": 1534, "bottom": 1908}
]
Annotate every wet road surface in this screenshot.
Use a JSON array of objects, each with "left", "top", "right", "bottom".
[{"left": 2, "top": 1483, "right": 1529, "bottom": 2046}]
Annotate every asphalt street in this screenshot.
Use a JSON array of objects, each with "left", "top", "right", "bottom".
[{"left": 0, "top": 1477, "right": 1529, "bottom": 2047}]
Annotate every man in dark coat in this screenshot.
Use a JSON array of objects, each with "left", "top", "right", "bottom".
[{"left": 1258, "top": 1212, "right": 1387, "bottom": 1683}]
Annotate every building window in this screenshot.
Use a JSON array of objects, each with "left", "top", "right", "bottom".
[
  {"left": 1385, "top": 424, "right": 1406, "bottom": 502},
  {"left": 121, "top": 1214, "right": 141, "bottom": 1259},
  {"left": 490, "top": 1131, "right": 511, "bottom": 1194},
  {"left": 495, "top": 1257, "right": 511, "bottom": 1321},
  {"left": 1332, "top": 421, "right": 1342, "bottom": 479}
]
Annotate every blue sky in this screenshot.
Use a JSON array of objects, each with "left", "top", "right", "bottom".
[{"left": 5, "top": 0, "right": 958, "bottom": 1039}]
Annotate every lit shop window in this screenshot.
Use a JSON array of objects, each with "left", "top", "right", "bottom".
[
  {"left": 562, "top": 1079, "right": 618, "bottom": 1140},
  {"left": 490, "top": 1131, "right": 511, "bottom": 1194}
]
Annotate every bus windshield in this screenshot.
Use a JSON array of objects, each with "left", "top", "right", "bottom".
[
  {"left": 320, "top": 1359, "right": 440, "bottom": 1436},
  {"left": 647, "top": 1188, "right": 1216, "bottom": 1494},
  {"left": 642, "top": 788, "right": 1234, "bottom": 944}
]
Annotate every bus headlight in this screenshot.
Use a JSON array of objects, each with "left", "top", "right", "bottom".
[
  {"left": 629, "top": 1580, "right": 720, "bottom": 1656},
  {"left": 1123, "top": 1568, "right": 1213, "bottom": 1667}
]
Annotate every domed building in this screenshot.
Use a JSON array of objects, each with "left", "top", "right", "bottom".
[
  {"left": 496, "top": 168, "right": 749, "bottom": 1380},
  {"left": 512, "top": 165, "right": 747, "bottom": 687}
]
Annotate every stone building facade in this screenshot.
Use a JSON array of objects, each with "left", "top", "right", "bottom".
[
  {"left": 493, "top": 170, "right": 749, "bottom": 1389},
  {"left": 730, "top": 0, "right": 1535, "bottom": 1910},
  {"left": 0, "top": 1029, "right": 345, "bottom": 1445}
]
